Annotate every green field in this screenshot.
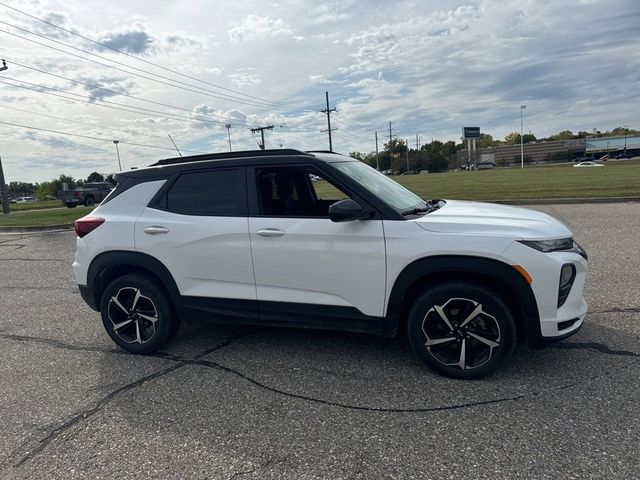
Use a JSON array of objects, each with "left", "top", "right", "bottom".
[
  {"left": 10, "top": 199, "right": 62, "bottom": 211},
  {"left": 315, "top": 159, "right": 640, "bottom": 201},
  {"left": 391, "top": 160, "right": 640, "bottom": 201},
  {"left": 0, "top": 206, "right": 92, "bottom": 227}
]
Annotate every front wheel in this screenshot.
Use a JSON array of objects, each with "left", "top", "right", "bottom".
[
  {"left": 100, "top": 273, "right": 180, "bottom": 354},
  {"left": 407, "top": 282, "right": 516, "bottom": 379}
]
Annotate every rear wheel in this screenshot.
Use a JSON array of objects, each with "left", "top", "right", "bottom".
[
  {"left": 84, "top": 197, "right": 95, "bottom": 207},
  {"left": 100, "top": 274, "right": 180, "bottom": 353},
  {"left": 407, "top": 282, "right": 516, "bottom": 379}
]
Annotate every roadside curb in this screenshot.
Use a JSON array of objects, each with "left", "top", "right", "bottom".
[
  {"left": 0, "top": 223, "right": 74, "bottom": 233},
  {"left": 491, "top": 196, "right": 640, "bottom": 205}
]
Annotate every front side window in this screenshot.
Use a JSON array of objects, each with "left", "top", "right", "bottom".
[
  {"left": 166, "top": 169, "right": 241, "bottom": 216},
  {"left": 256, "top": 167, "right": 350, "bottom": 217}
]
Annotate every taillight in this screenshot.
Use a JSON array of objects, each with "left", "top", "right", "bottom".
[{"left": 75, "top": 216, "right": 105, "bottom": 238}]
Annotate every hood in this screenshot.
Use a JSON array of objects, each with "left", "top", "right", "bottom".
[{"left": 413, "top": 200, "right": 572, "bottom": 240}]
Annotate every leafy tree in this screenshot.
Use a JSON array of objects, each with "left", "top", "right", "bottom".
[
  {"left": 478, "top": 133, "right": 498, "bottom": 148},
  {"left": 504, "top": 132, "right": 536, "bottom": 144},
  {"left": 547, "top": 130, "right": 575, "bottom": 141},
  {"left": 86, "top": 172, "right": 105, "bottom": 183},
  {"left": 504, "top": 132, "right": 520, "bottom": 144},
  {"left": 105, "top": 174, "right": 116, "bottom": 185},
  {"left": 7, "top": 181, "right": 35, "bottom": 196}
]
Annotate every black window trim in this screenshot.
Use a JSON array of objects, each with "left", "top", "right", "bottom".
[
  {"left": 246, "top": 163, "right": 382, "bottom": 220},
  {"left": 147, "top": 166, "right": 248, "bottom": 217}
]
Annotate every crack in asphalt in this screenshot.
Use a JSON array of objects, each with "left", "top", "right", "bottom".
[
  {"left": 226, "top": 457, "right": 285, "bottom": 480},
  {"left": 550, "top": 341, "right": 640, "bottom": 358},
  {"left": 5, "top": 329, "right": 258, "bottom": 469}
]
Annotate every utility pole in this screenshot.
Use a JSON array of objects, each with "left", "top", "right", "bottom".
[
  {"left": 416, "top": 134, "right": 420, "bottom": 171},
  {"left": 388, "top": 122, "right": 393, "bottom": 143},
  {"left": 375, "top": 131, "right": 380, "bottom": 170},
  {"left": 225, "top": 124, "right": 232, "bottom": 152},
  {"left": 520, "top": 105, "right": 527, "bottom": 169},
  {"left": 113, "top": 140, "right": 122, "bottom": 170},
  {"left": 250, "top": 125, "right": 274, "bottom": 150},
  {"left": 0, "top": 60, "right": 8, "bottom": 214},
  {"left": 406, "top": 138, "right": 410, "bottom": 173},
  {"left": 320, "top": 91, "right": 336, "bottom": 152},
  {"left": 0, "top": 154, "right": 9, "bottom": 214}
]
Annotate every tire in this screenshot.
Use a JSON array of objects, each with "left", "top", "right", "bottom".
[
  {"left": 84, "top": 197, "right": 95, "bottom": 207},
  {"left": 99, "top": 273, "right": 180, "bottom": 354},
  {"left": 407, "top": 282, "right": 516, "bottom": 379}
]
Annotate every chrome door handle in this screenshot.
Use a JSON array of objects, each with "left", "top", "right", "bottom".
[
  {"left": 256, "top": 228, "right": 285, "bottom": 237},
  {"left": 143, "top": 226, "right": 169, "bottom": 235}
]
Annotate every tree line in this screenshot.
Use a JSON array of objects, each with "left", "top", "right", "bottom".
[
  {"left": 7, "top": 172, "right": 114, "bottom": 198},
  {"left": 351, "top": 126, "right": 638, "bottom": 173}
]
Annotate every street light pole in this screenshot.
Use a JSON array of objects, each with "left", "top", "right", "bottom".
[
  {"left": 520, "top": 105, "right": 527, "bottom": 169},
  {"left": 225, "top": 124, "right": 232, "bottom": 152},
  {"left": 113, "top": 140, "right": 122, "bottom": 171}
]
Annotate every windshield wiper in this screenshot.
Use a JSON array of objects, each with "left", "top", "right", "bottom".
[{"left": 401, "top": 199, "right": 444, "bottom": 216}]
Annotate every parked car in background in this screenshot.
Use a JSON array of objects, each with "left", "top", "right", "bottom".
[
  {"left": 573, "top": 161, "right": 604, "bottom": 168},
  {"left": 615, "top": 152, "right": 634, "bottom": 159},
  {"left": 59, "top": 182, "right": 113, "bottom": 208},
  {"left": 477, "top": 161, "right": 496, "bottom": 170},
  {"left": 15, "top": 196, "right": 35, "bottom": 203}
]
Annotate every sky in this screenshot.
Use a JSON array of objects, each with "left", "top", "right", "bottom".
[{"left": 1, "top": 0, "right": 639, "bottom": 182}]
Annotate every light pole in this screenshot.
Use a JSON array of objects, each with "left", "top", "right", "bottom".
[
  {"left": 624, "top": 126, "right": 628, "bottom": 153},
  {"left": 225, "top": 124, "right": 232, "bottom": 152},
  {"left": 520, "top": 105, "right": 526, "bottom": 169},
  {"left": 113, "top": 140, "right": 122, "bottom": 171}
]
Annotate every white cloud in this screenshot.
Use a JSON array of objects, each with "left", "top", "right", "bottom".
[{"left": 228, "top": 15, "right": 295, "bottom": 43}]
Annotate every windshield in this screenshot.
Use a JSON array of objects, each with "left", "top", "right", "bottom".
[{"left": 333, "top": 161, "right": 425, "bottom": 212}]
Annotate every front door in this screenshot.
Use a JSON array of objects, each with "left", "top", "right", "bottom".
[{"left": 247, "top": 165, "right": 386, "bottom": 331}]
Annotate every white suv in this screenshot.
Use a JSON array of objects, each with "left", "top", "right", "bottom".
[{"left": 73, "top": 149, "right": 588, "bottom": 379}]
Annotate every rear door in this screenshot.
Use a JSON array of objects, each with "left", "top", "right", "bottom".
[{"left": 135, "top": 167, "right": 257, "bottom": 321}]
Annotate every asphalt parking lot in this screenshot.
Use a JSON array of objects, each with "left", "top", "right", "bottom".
[{"left": 1, "top": 202, "right": 639, "bottom": 479}]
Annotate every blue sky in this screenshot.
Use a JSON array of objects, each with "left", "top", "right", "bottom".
[{"left": 1, "top": 0, "right": 639, "bottom": 182}]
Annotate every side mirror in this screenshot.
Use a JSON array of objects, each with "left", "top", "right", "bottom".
[{"left": 328, "top": 199, "right": 371, "bottom": 223}]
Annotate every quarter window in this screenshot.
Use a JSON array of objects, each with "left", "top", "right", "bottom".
[{"left": 166, "top": 169, "right": 241, "bottom": 216}]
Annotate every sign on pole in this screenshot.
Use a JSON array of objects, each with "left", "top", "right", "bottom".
[{"left": 462, "top": 127, "right": 480, "bottom": 139}]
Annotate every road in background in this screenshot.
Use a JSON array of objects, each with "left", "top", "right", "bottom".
[{"left": 1, "top": 203, "right": 639, "bottom": 479}]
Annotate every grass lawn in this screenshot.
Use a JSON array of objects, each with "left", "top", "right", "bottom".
[
  {"left": 315, "top": 159, "right": 640, "bottom": 201},
  {"left": 10, "top": 199, "right": 63, "bottom": 211},
  {"left": 0, "top": 206, "right": 92, "bottom": 227}
]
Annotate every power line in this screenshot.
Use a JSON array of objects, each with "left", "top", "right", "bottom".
[
  {"left": 0, "top": 119, "right": 209, "bottom": 153},
  {"left": 0, "top": 78, "right": 319, "bottom": 138},
  {"left": 0, "top": 5, "right": 309, "bottom": 110},
  {"left": 0, "top": 77, "right": 235, "bottom": 128},
  {"left": 0, "top": 27, "right": 296, "bottom": 112},
  {"left": 7, "top": 60, "right": 253, "bottom": 125},
  {"left": 0, "top": 103, "right": 211, "bottom": 152}
]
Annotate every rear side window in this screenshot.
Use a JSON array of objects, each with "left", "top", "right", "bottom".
[{"left": 166, "top": 169, "right": 242, "bottom": 216}]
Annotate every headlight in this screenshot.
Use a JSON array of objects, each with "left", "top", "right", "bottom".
[
  {"left": 518, "top": 238, "right": 588, "bottom": 260},
  {"left": 518, "top": 238, "right": 573, "bottom": 252}
]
